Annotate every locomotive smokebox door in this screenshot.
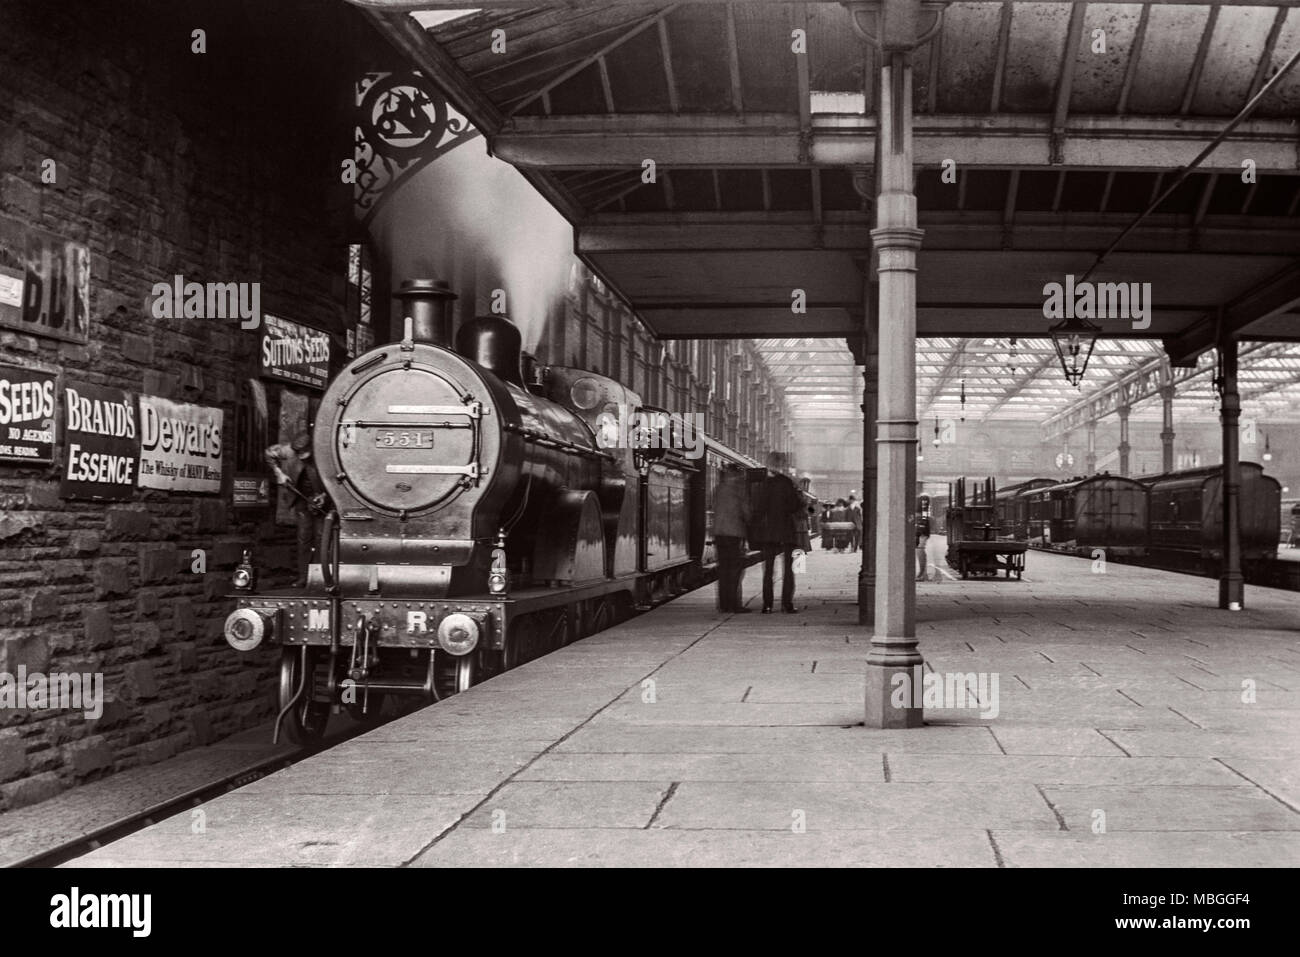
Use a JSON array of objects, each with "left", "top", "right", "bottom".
[{"left": 334, "top": 366, "right": 481, "bottom": 514}]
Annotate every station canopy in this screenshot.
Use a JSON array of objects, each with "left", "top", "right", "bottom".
[{"left": 358, "top": 1, "right": 1300, "bottom": 424}]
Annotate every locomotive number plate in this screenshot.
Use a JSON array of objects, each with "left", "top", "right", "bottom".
[{"left": 375, "top": 430, "right": 435, "bottom": 449}]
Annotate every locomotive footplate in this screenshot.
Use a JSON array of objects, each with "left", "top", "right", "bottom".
[{"left": 228, "top": 593, "right": 503, "bottom": 651}]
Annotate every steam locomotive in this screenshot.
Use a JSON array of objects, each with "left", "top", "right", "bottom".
[{"left": 222, "top": 279, "right": 760, "bottom": 743}]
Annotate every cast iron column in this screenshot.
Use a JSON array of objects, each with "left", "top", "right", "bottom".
[
  {"left": 1085, "top": 420, "right": 1097, "bottom": 474},
  {"left": 1117, "top": 404, "right": 1131, "bottom": 477},
  {"left": 1219, "top": 338, "right": 1244, "bottom": 609},
  {"left": 866, "top": 46, "right": 925, "bottom": 728},
  {"left": 1160, "top": 384, "right": 1176, "bottom": 474},
  {"left": 859, "top": 309, "right": 879, "bottom": 625}
]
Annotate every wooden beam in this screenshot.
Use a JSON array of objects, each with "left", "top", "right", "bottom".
[
  {"left": 990, "top": 1, "right": 1014, "bottom": 112},
  {"left": 725, "top": 2, "right": 744, "bottom": 113},
  {"left": 492, "top": 113, "right": 1300, "bottom": 171},
  {"left": 1050, "top": 2, "right": 1087, "bottom": 164},
  {"left": 1051, "top": 170, "right": 1067, "bottom": 211},
  {"left": 504, "top": 6, "right": 679, "bottom": 118},
  {"left": 597, "top": 55, "right": 615, "bottom": 113},
  {"left": 1115, "top": 2, "right": 1149, "bottom": 115},
  {"left": 658, "top": 17, "right": 680, "bottom": 114},
  {"left": 1098, "top": 169, "right": 1115, "bottom": 212},
  {"left": 1165, "top": 262, "right": 1300, "bottom": 366},
  {"left": 1249, "top": 6, "right": 1289, "bottom": 100},
  {"left": 1180, "top": 4, "right": 1220, "bottom": 115}
]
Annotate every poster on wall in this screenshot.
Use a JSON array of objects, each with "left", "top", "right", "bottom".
[
  {"left": 0, "top": 363, "right": 56, "bottom": 464},
  {"left": 233, "top": 378, "right": 270, "bottom": 509},
  {"left": 60, "top": 381, "right": 138, "bottom": 500},
  {"left": 275, "top": 388, "right": 310, "bottom": 526},
  {"left": 136, "top": 395, "right": 223, "bottom": 493},
  {"left": 1009, "top": 449, "right": 1039, "bottom": 473},
  {"left": 260, "top": 314, "right": 331, "bottom": 390},
  {"left": 0, "top": 215, "right": 91, "bottom": 344}
]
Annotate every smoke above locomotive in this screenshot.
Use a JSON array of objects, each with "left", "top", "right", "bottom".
[{"left": 371, "top": 139, "right": 573, "bottom": 354}]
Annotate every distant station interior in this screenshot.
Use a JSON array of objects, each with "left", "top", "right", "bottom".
[{"left": 2, "top": 0, "right": 1299, "bottom": 865}]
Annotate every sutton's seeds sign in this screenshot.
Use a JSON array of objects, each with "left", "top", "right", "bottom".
[
  {"left": 60, "top": 381, "right": 139, "bottom": 500},
  {"left": 259, "top": 313, "right": 331, "bottom": 390},
  {"left": 0, "top": 364, "right": 56, "bottom": 464},
  {"left": 137, "top": 395, "right": 223, "bottom": 493}
]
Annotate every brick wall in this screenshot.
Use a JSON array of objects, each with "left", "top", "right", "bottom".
[{"left": 0, "top": 0, "right": 362, "bottom": 809}]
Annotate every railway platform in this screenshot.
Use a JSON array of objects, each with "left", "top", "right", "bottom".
[{"left": 73, "top": 546, "right": 1299, "bottom": 868}]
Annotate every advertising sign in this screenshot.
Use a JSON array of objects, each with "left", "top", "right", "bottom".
[
  {"left": 0, "top": 363, "right": 56, "bottom": 464},
  {"left": 137, "top": 395, "right": 223, "bottom": 493},
  {"left": 260, "top": 313, "right": 330, "bottom": 390},
  {"left": 0, "top": 215, "right": 91, "bottom": 344},
  {"left": 60, "top": 381, "right": 138, "bottom": 500}
]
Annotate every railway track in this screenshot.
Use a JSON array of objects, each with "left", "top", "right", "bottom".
[
  {"left": 10, "top": 722, "right": 375, "bottom": 869},
  {"left": 1026, "top": 543, "right": 1300, "bottom": 591},
  {"left": 11, "top": 566, "right": 740, "bottom": 869}
]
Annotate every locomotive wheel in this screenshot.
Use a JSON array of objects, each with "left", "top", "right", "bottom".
[
  {"left": 434, "top": 650, "right": 478, "bottom": 697},
  {"left": 279, "top": 647, "right": 331, "bottom": 745}
]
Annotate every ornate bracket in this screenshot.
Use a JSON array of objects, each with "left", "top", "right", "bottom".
[
  {"left": 845, "top": 0, "right": 947, "bottom": 51},
  {"left": 353, "top": 70, "right": 480, "bottom": 230}
]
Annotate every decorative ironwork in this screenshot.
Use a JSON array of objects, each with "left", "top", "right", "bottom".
[{"left": 353, "top": 71, "right": 478, "bottom": 228}]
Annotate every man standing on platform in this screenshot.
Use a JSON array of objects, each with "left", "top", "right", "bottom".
[
  {"left": 266, "top": 433, "right": 329, "bottom": 588},
  {"left": 848, "top": 495, "right": 863, "bottom": 553},
  {"left": 749, "top": 451, "right": 802, "bottom": 613},
  {"left": 713, "top": 465, "right": 751, "bottom": 613},
  {"left": 916, "top": 503, "right": 932, "bottom": 582}
]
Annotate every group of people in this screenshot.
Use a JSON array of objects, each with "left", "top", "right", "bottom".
[
  {"left": 712, "top": 452, "right": 808, "bottom": 614},
  {"left": 821, "top": 496, "right": 864, "bottom": 552},
  {"left": 820, "top": 495, "right": 933, "bottom": 582}
]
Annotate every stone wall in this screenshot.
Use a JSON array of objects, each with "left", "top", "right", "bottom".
[{"left": 0, "top": 0, "right": 357, "bottom": 809}]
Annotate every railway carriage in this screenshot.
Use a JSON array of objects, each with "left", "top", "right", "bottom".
[
  {"left": 1145, "top": 463, "right": 1280, "bottom": 568},
  {"left": 1023, "top": 475, "right": 1147, "bottom": 553}
]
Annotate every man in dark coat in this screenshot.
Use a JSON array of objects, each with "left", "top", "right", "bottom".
[
  {"left": 748, "top": 452, "right": 803, "bottom": 613},
  {"left": 712, "top": 465, "right": 751, "bottom": 613},
  {"left": 266, "top": 432, "right": 328, "bottom": 588}
]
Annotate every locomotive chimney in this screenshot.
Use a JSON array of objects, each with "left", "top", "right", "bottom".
[
  {"left": 393, "top": 278, "right": 457, "bottom": 346},
  {"left": 455, "top": 314, "right": 525, "bottom": 387}
]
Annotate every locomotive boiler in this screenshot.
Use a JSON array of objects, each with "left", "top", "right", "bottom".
[{"left": 222, "top": 279, "right": 757, "bottom": 743}]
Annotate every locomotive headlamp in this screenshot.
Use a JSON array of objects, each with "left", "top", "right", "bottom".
[
  {"left": 224, "top": 608, "right": 274, "bottom": 652},
  {"left": 488, "top": 571, "right": 508, "bottom": 595},
  {"left": 570, "top": 377, "right": 602, "bottom": 410},
  {"left": 232, "top": 549, "right": 256, "bottom": 591},
  {"left": 436, "top": 613, "right": 480, "bottom": 656}
]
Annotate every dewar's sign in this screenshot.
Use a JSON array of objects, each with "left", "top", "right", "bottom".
[{"left": 136, "top": 395, "right": 223, "bottom": 493}]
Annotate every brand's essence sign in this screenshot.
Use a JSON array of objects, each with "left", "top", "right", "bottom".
[
  {"left": 137, "top": 395, "right": 223, "bottom": 493},
  {"left": 0, "top": 364, "right": 56, "bottom": 463},
  {"left": 60, "top": 381, "right": 139, "bottom": 500}
]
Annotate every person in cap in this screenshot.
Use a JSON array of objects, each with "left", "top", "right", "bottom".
[
  {"left": 265, "top": 432, "right": 328, "bottom": 588},
  {"left": 747, "top": 451, "right": 803, "bottom": 613}
]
